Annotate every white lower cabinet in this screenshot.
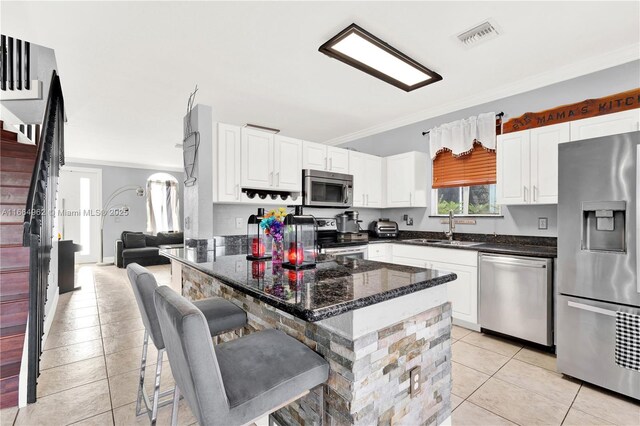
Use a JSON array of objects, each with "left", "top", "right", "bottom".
[
  {"left": 389, "top": 244, "right": 478, "bottom": 326},
  {"left": 367, "top": 243, "right": 392, "bottom": 262}
]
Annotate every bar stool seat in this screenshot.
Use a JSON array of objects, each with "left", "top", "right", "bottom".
[{"left": 194, "top": 298, "right": 248, "bottom": 336}]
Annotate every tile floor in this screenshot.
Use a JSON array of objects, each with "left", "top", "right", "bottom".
[{"left": 1, "top": 264, "right": 639, "bottom": 425}]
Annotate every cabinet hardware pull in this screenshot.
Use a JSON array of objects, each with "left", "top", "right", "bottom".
[
  {"left": 362, "top": 194, "right": 365, "bottom": 205},
  {"left": 366, "top": 194, "right": 369, "bottom": 206},
  {"left": 324, "top": 157, "right": 328, "bottom": 170},
  {"left": 533, "top": 185, "right": 537, "bottom": 202},
  {"left": 409, "top": 192, "right": 412, "bottom": 206},
  {"left": 269, "top": 172, "right": 273, "bottom": 185},
  {"left": 329, "top": 158, "right": 333, "bottom": 170},
  {"left": 567, "top": 301, "right": 616, "bottom": 317},
  {"left": 523, "top": 186, "right": 527, "bottom": 202},
  {"left": 276, "top": 172, "right": 280, "bottom": 187}
]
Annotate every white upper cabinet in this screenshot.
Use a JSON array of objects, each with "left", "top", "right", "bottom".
[
  {"left": 570, "top": 109, "right": 640, "bottom": 141},
  {"left": 349, "top": 151, "right": 383, "bottom": 208},
  {"left": 241, "top": 128, "right": 274, "bottom": 190},
  {"left": 385, "top": 151, "right": 428, "bottom": 208},
  {"left": 273, "top": 135, "right": 302, "bottom": 191},
  {"left": 302, "top": 141, "right": 350, "bottom": 173},
  {"left": 216, "top": 123, "right": 242, "bottom": 202},
  {"left": 497, "top": 130, "right": 531, "bottom": 205},
  {"left": 530, "top": 123, "right": 570, "bottom": 204},
  {"left": 326, "top": 147, "right": 349, "bottom": 173},
  {"left": 302, "top": 141, "right": 327, "bottom": 170}
]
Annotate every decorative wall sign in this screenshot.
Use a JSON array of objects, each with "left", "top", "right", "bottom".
[{"left": 503, "top": 88, "right": 640, "bottom": 133}]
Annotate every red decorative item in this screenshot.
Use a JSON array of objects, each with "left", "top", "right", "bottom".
[
  {"left": 287, "top": 269, "right": 304, "bottom": 283},
  {"left": 251, "top": 238, "right": 266, "bottom": 258},
  {"left": 287, "top": 242, "right": 305, "bottom": 265},
  {"left": 251, "top": 261, "right": 266, "bottom": 278}
]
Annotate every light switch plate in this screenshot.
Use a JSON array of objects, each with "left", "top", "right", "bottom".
[{"left": 538, "top": 217, "right": 548, "bottom": 230}]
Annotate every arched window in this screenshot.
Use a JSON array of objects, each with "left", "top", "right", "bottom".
[{"left": 146, "top": 173, "right": 180, "bottom": 233}]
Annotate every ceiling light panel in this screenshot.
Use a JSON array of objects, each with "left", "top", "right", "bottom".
[{"left": 319, "top": 24, "right": 442, "bottom": 92}]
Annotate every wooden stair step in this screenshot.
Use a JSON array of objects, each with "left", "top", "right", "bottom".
[
  {"left": 0, "top": 293, "right": 28, "bottom": 303},
  {"left": 0, "top": 270, "right": 29, "bottom": 298},
  {"left": 0, "top": 376, "right": 19, "bottom": 409},
  {"left": 0, "top": 186, "right": 29, "bottom": 204},
  {"left": 0, "top": 171, "right": 32, "bottom": 187},
  {"left": 1, "top": 128, "right": 18, "bottom": 141},
  {"left": 0, "top": 325, "right": 27, "bottom": 339},
  {"left": 0, "top": 210, "right": 23, "bottom": 224},
  {"left": 0, "top": 141, "right": 37, "bottom": 159},
  {"left": 0, "top": 299, "right": 29, "bottom": 328},
  {"left": 0, "top": 224, "right": 24, "bottom": 246},
  {"left": 1, "top": 156, "right": 35, "bottom": 173},
  {"left": 0, "top": 247, "right": 29, "bottom": 270}
]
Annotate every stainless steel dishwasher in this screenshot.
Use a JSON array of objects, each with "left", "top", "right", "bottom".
[{"left": 479, "top": 253, "right": 553, "bottom": 346}]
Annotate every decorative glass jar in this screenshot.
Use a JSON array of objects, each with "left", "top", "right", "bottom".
[
  {"left": 282, "top": 207, "right": 317, "bottom": 270},
  {"left": 246, "top": 208, "right": 272, "bottom": 260}
]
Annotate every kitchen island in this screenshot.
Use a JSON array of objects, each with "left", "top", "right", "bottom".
[{"left": 161, "top": 247, "right": 457, "bottom": 426}]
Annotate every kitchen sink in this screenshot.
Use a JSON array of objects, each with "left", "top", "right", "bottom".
[{"left": 405, "top": 239, "right": 483, "bottom": 247}]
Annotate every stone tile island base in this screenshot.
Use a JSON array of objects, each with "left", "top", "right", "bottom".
[{"left": 181, "top": 264, "right": 452, "bottom": 426}]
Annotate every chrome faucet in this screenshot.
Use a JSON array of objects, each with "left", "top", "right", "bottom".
[{"left": 444, "top": 210, "right": 455, "bottom": 241}]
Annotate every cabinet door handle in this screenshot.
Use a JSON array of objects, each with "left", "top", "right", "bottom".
[
  {"left": 362, "top": 194, "right": 365, "bottom": 205},
  {"left": 329, "top": 158, "right": 333, "bottom": 170},
  {"left": 366, "top": 194, "right": 369, "bottom": 206},
  {"left": 409, "top": 192, "right": 412, "bottom": 206},
  {"left": 533, "top": 185, "right": 538, "bottom": 202},
  {"left": 567, "top": 301, "right": 616, "bottom": 317},
  {"left": 276, "top": 172, "right": 280, "bottom": 187},
  {"left": 523, "top": 186, "right": 527, "bottom": 202},
  {"left": 269, "top": 172, "right": 274, "bottom": 185},
  {"left": 324, "top": 157, "right": 328, "bottom": 170}
]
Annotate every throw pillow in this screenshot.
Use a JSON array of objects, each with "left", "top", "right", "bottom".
[{"left": 124, "top": 233, "right": 146, "bottom": 249}]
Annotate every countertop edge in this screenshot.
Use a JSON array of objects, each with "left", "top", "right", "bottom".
[{"left": 368, "top": 239, "right": 557, "bottom": 258}]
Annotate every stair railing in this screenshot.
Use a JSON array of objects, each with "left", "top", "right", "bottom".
[
  {"left": 1, "top": 34, "right": 31, "bottom": 91},
  {"left": 22, "top": 70, "right": 64, "bottom": 403}
]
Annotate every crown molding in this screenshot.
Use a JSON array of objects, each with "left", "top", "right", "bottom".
[
  {"left": 65, "top": 157, "right": 183, "bottom": 173},
  {"left": 323, "top": 43, "right": 640, "bottom": 146}
]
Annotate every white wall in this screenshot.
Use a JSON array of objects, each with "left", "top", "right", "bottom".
[{"left": 340, "top": 61, "right": 640, "bottom": 237}]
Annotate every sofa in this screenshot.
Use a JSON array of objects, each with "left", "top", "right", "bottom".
[{"left": 115, "top": 231, "right": 183, "bottom": 268}]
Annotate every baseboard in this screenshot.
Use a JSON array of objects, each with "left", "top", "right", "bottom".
[
  {"left": 41, "top": 290, "right": 60, "bottom": 349},
  {"left": 452, "top": 318, "right": 481, "bottom": 332},
  {"left": 102, "top": 256, "right": 114, "bottom": 264}
]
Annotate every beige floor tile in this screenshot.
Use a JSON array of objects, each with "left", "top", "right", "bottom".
[
  {"left": 494, "top": 359, "right": 580, "bottom": 406},
  {"left": 572, "top": 384, "right": 640, "bottom": 426},
  {"left": 562, "top": 408, "right": 613, "bottom": 425},
  {"left": 105, "top": 344, "right": 163, "bottom": 377},
  {"left": 37, "top": 356, "right": 107, "bottom": 397},
  {"left": 98, "top": 301, "right": 139, "bottom": 315},
  {"left": 451, "top": 325, "right": 473, "bottom": 341},
  {"left": 15, "top": 380, "right": 111, "bottom": 425},
  {"left": 101, "top": 317, "right": 145, "bottom": 338},
  {"left": 514, "top": 347, "right": 558, "bottom": 372},
  {"left": 44, "top": 326, "right": 102, "bottom": 350},
  {"left": 468, "top": 378, "right": 569, "bottom": 425},
  {"left": 70, "top": 411, "right": 114, "bottom": 425},
  {"left": 451, "top": 401, "right": 515, "bottom": 426},
  {"left": 112, "top": 397, "right": 196, "bottom": 426},
  {"left": 41, "top": 339, "right": 104, "bottom": 370},
  {"left": 108, "top": 361, "right": 174, "bottom": 408},
  {"left": 452, "top": 341, "right": 510, "bottom": 375},
  {"left": 49, "top": 314, "right": 101, "bottom": 334},
  {"left": 103, "top": 329, "right": 147, "bottom": 355},
  {"left": 452, "top": 361, "right": 490, "bottom": 399},
  {"left": 460, "top": 332, "right": 523, "bottom": 357},
  {"left": 59, "top": 298, "right": 98, "bottom": 310},
  {"left": 55, "top": 306, "right": 99, "bottom": 320},
  {"left": 1, "top": 406, "right": 18, "bottom": 426},
  {"left": 451, "top": 394, "right": 464, "bottom": 411},
  {"left": 99, "top": 308, "right": 141, "bottom": 326}
]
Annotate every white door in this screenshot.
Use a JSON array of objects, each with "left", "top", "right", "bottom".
[
  {"left": 349, "top": 152, "right": 367, "bottom": 207},
  {"left": 217, "top": 123, "right": 241, "bottom": 202},
  {"left": 302, "top": 141, "right": 327, "bottom": 170},
  {"left": 241, "top": 128, "right": 274, "bottom": 190},
  {"left": 570, "top": 110, "right": 640, "bottom": 141},
  {"left": 430, "top": 260, "right": 478, "bottom": 325},
  {"left": 365, "top": 155, "right": 383, "bottom": 207},
  {"left": 59, "top": 167, "right": 101, "bottom": 263},
  {"left": 497, "top": 130, "right": 531, "bottom": 205},
  {"left": 530, "top": 123, "right": 570, "bottom": 204},
  {"left": 274, "top": 135, "right": 302, "bottom": 191},
  {"left": 386, "top": 154, "right": 412, "bottom": 207},
  {"left": 327, "top": 147, "right": 349, "bottom": 173}
]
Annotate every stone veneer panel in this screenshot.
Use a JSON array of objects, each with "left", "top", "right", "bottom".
[{"left": 182, "top": 264, "right": 452, "bottom": 426}]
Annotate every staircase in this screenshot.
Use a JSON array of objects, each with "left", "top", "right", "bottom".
[{"left": 0, "top": 121, "right": 37, "bottom": 408}]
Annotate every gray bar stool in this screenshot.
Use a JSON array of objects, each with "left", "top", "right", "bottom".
[
  {"left": 126, "top": 263, "right": 247, "bottom": 424},
  {"left": 154, "top": 285, "right": 330, "bottom": 426}
]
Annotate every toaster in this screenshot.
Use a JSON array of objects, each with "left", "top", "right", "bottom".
[{"left": 369, "top": 218, "right": 399, "bottom": 238}]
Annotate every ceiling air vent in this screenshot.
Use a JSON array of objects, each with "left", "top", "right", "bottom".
[{"left": 457, "top": 20, "right": 500, "bottom": 48}]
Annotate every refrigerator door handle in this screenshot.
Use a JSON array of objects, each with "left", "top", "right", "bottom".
[{"left": 567, "top": 300, "right": 616, "bottom": 317}]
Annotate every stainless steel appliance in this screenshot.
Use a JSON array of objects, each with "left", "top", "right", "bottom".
[
  {"left": 479, "top": 254, "right": 553, "bottom": 345},
  {"left": 303, "top": 169, "right": 353, "bottom": 208},
  {"left": 336, "top": 211, "right": 362, "bottom": 234},
  {"left": 316, "top": 217, "right": 368, "bottom": 260},
  {"left": 369, "top": 218, "right": 399, "bottom": 238},
  {"left": 557, "top": 131, "right": 639, "bottom": 399}
]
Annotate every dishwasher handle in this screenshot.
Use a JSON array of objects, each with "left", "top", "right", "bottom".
[{"left": 480, "top": 254, "right": 549, "bottom": 268}]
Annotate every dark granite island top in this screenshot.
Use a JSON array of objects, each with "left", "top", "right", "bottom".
[{"left": 160, "top": 247, "right": 457, "bottom": 322}]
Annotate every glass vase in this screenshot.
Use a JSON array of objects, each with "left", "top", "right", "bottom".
[{"left": 271, "top": 239, "right": 284, "bottom": 268}]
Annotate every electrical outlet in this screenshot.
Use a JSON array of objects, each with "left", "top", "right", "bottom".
[
  {"left": 235, "top": 217, "right": 244, "bottom": 229},
  {"left": 538, "top": 217, "right": 548, "bottom": 230},
  {"left": 407, "top": 217, "right": 414, "bottom": 226},
  {"left": 409, "top": 366, "right": 421, "bottom": 397}
]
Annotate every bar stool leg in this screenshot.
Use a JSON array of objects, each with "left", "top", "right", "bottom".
[
  {"left": 135, "top": 330, "right": 150, "bottom": 416},
  {"left": 150, "top": 349, "right": 164, "bottom": 425},
  {"left": 171, "top": 386, "right": 180, "bottom": 426}
]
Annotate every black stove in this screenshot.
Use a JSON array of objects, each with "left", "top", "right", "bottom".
[{"left": 316, "top": 217, "right": 369, "bottom": 250}]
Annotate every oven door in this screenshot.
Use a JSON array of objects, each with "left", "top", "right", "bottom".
[
  {"left": 321, "top": 245, "right": 368, "bottom": 260},
  {"left": 304, "top": 175, "right": 352, "bottom": 207}
]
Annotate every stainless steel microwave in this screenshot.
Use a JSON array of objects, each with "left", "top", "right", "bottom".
[{"left": 302, "top": 169, "right": 353, "bottom": 208}]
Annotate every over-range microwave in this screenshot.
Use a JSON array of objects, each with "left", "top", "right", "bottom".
[{"left": 302, "top": 169, "right": 353, "bottom": 208}]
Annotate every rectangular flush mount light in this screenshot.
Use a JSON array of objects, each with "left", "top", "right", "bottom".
[{"left": 319, "top": 23, "right": 442, "bottom": 92}]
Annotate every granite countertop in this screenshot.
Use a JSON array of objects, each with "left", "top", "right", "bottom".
[
  {"left": 368, "top": 233, "right": 557, "bottom": 258},
  {"left": 160, "top": 248, "right": 457, "bottom": 322}
]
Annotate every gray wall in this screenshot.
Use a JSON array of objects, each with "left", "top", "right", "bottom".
[
  {"left": 340, "top": 61, "right": 640, "bottom": 237},
  {"left": 65, "top": 162, "right": 184, "bottom": 258}
]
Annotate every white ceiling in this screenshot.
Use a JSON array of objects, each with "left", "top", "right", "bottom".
[{"left": 2, "top": 1, "right": 639, "bottom": 169}]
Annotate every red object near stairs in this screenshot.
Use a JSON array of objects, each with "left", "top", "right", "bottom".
[{"left": 0, "top": 121, "right": 36, "bottom": 408}]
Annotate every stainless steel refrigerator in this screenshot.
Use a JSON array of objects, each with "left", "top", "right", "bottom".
[{"left": 557, "top": 131, "right": 639, "bottom": 399}]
